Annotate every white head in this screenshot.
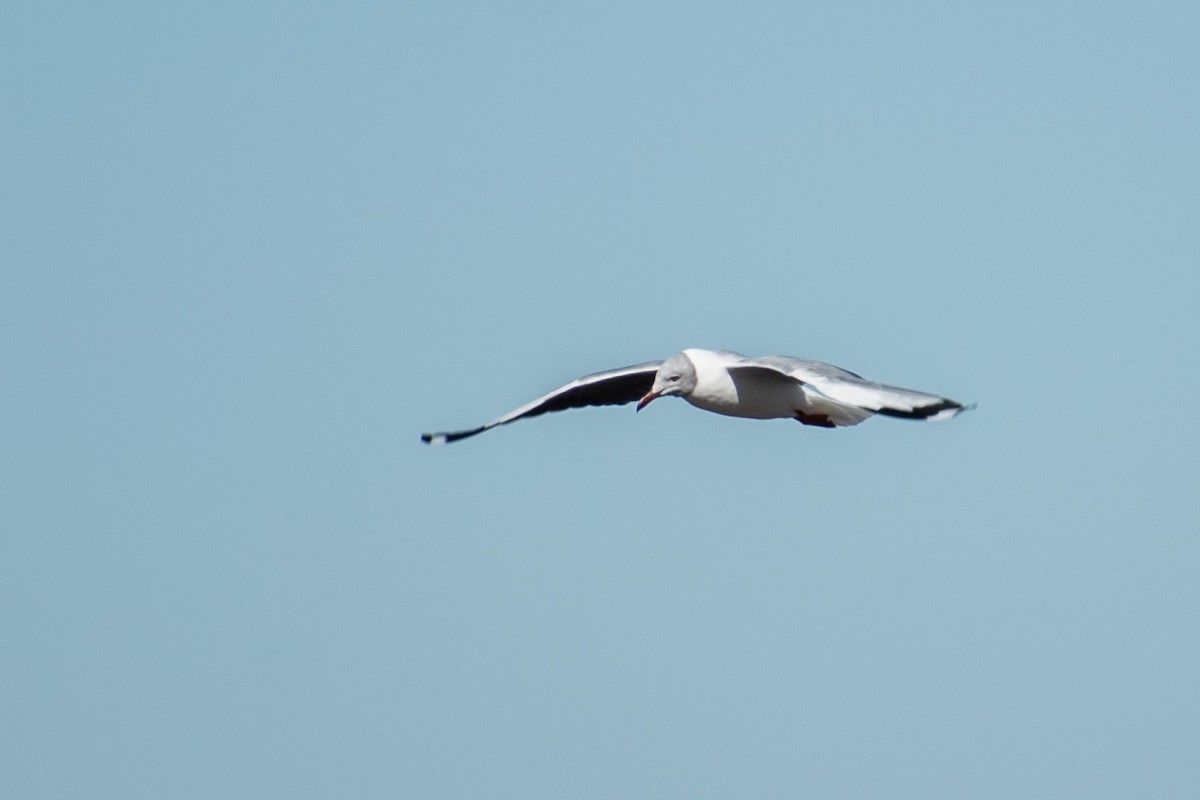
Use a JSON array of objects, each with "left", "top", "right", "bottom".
[{"left": 637, "top": 351, "right": 698, "bottom": 411}]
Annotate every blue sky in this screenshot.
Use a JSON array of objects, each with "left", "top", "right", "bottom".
[{"left": 3, "top": 3, "right": 1198, "bottom": 798}]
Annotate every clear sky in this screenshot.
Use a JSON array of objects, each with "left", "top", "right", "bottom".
[{"left": 3, "top": 3, "right": 1199, "bottom": 798}]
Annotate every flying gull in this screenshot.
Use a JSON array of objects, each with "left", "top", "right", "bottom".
[{"left": 421, "top": 348, "right": 972, "bottom": 445}]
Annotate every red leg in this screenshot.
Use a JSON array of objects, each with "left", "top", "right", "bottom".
[{"left": 795, "top": 411, "right": 836, "bottom": 428}]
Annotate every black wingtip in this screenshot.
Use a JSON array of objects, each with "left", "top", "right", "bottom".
[
  {"left": 421, "top": 431, "right": 451, "bottom": 445},
  {"left": 875, "top": 399, "right": 970, "bottom": 421},
  {"left": 420, "top": 426, "right": 487, "bottom": 445}
]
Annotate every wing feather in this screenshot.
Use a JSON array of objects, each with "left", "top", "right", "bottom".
[
  {"left": 734, "top": 356, "right": 971, "bottom": 421},
  {"left": 421, "top": 361, "right": 662, "bottom": 444}
]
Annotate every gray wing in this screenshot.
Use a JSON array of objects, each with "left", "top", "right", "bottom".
[
  {"left": 421, "top": 361, "right": 662, "bottom": 444},
  {"left": 734, "top": 355, "right": 971, "bottom": 422}
]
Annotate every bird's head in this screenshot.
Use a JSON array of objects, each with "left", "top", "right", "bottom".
[{"left": 637, "top": 352, "right": 698, "bottom": 411}]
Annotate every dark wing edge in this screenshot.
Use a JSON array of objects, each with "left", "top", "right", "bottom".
[
  {"left": 734, "top": 356, "right": 974, "bottom": 422},
  {"left": 871, "top": 396, "right": 976, "bottom": 420},
  {"left": 420, "top": 360, "right": 662, "bottom": 445},
  {"left": 810, "top": 376, "right": 975, "bottom": 421}
]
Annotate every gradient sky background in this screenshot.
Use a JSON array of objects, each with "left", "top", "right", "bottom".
[{"left": 4, "top": 3, "right": 1199, "bottom": 798}]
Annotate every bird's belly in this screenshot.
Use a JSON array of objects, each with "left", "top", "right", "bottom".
[{"left": 684, "top": 380, "right": 806, "bottom": 420}]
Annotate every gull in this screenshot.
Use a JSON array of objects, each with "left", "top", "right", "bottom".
[{"left": 421, "top": 348, "right": 972, "bottom": 445}]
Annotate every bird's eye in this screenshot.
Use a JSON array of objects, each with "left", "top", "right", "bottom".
[{"left": 668, "top": 374, "right": 680, "bottom": 382}]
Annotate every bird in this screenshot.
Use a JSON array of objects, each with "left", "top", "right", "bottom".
[{"left": 420, "top": 348, "right": 973, "bottom": 445}]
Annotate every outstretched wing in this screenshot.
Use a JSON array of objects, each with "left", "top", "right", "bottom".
[
  {"left": 733, "top": 356, "right": 971, "bottom": 423},
  {"left": 421, "top": 361, "right": 662, "bottom": 445}
]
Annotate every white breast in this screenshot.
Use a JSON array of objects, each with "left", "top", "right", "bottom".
[{"left": 680, "top": 348, "right": 805, "bottom": 420}]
